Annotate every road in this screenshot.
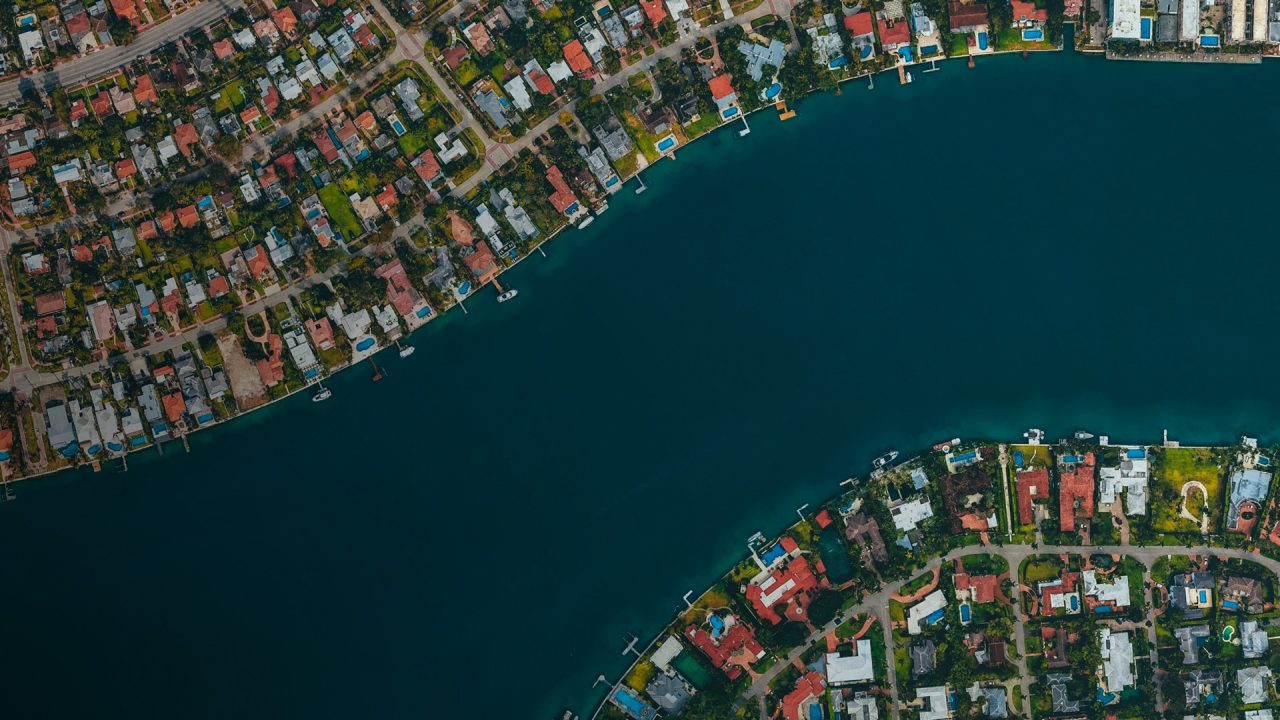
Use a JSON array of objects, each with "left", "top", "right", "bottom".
[
  {"left": 737, "top": 542, "right": 1271, "bottom": 716},
  {"left": 0, "top": 0, "right": 246, "bottom": 106}
]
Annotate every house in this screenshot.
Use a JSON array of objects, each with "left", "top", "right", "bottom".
[
  {"left": 109, "top": 0, "right": 140, "bottom": 25},
  {"left": 463, "top": 22, "right": 495, "bottom": 54},
  {"left": 954, "top": 572, "right": 998, "bottom": 604},
  {"left": 1227, "top": 468, "right": 1270, "bottom": 532},
  {"left": 746, "top": 554, "right": 819, "bottom": 625},
  {"left": 910, "top": 640, "right": 936, "bottom": 679},
  {"left": 844, "top": 12, "right": 876, "bottom": 57},
  {"left": 503, "top": 76, "right": 533, "bottom": 111},
  {"left": 271, "top": 7, "right": 299, "bottom": 38},
  {"left": 132, "top": 73, "right": 158, "bottom": 104},
  {"left": 442, "top": 43, "right": 469, "bottom": 69},
  {"left": 906, "top": 590, "right": 947, "bottom": 634},
  {"left": 843, "top": 511, "right": 888, "bottom": 565},
  {"left": 1238, "top": 666, "right": 1272, "bottom": 705},
  {"left": 685, "top": 612, "right": 764, "bottom": 679},
  {"left": 8, "top": 150, "right": 37, "bottom": 175},
  {"left": 1099, "top": 447, "right": 1148, "bottom": 515},
  {"left": 306, "top": 317, "right": 335, "bottom": 350},
  {"left": 915, "top": 685, "right": 952, "bottom": 720},
  {"left": 780, "top": 672, "right": 826, "bottom": 720},
  {"left": 1081, "top": 569, "right": 1130, "bottom": 612},
  {"left": 1058, "top": 453, "right": 1095, "bottom": 532},
  {"left": 877, "top": 15, "right": 911, "bottom": 50},
  {"left": 1014, "top": 467, "right": 1049, "bottom": 525},
  {"left": 546, "top": 165, "right": 584, "bottom": 220},
  {"left": 1099, "top": 628, "right": 1134, "bottom": 697},
  {"left": 1174, "top": 624, "right": 1211, "bottom": 664},
  {"left": 1035, "top": 571, "right": 1081, "bottom": 616},
  {"left": 34, "top": 291, "right": 65, "bottom": 316},
  {"left": 562, "top": 39, "right": 596, "bottom": 77},
  {"left": 473, "top": 88, "right": 510, "bottom": 128},
  {"left": 641, "top": 0, "right": 667, "bottom": 23},
  {"left": 1221, "top": 575, "right": 1265, "bottom": 612},
  {"left": 948, "top": 0, "right": 989, "bottom": 31},
  {"left": 825, "top": 639, "right": 875, "bottom": 686},
  {"left": 737, "top": 39, "right": 786, "bottom": 82},
  {"left": 1241, "top": 620, "right": 1270, "bottom": 658},
  {"left": 707, "top": 73, "right": 737, "bottom": 116},
  {"left": 1183, "top": 669, "right": 1224, "bottom": 706},
  {"left": 375, "top": 259, "right": 430, "bottom": 323},
  {"left": 1009, "top": 0, "right": 1048, "bottom": 23}
]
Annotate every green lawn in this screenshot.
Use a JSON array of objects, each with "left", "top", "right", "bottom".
[
  {"left": 1021, "top": 556, "right": 1063, "bottom": 584},
  {"left": 396, "top": 127, "right": 431, "bottom": 157},
  {"left": 1012, "top": 444, "right": 1052, "bottom": 469},
  {"left": 317, "top": 185, "right": 362, "bottom": 240},
  {"left": 948, "top": 34, "right": 970, "bottom": 57},
  {"left": 1151, "top": 447, "right": 1224, "bottom": 533}
]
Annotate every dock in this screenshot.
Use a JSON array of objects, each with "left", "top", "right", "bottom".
[{"left": 775, "top": 101, "right": 796, "bottom": 121}]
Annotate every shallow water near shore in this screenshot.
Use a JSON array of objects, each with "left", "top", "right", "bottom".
[{"left": 4, "top": 49, "right": 1280, "bottom": 718}]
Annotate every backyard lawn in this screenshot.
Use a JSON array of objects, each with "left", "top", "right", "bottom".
[
  {"left": 317, "top": 185, "right": 362, "bottom": 240},
  {"left": 1021, "top": 556, "right": 1063, "bottom": 584},
  {"left": 1151, "top": 447, "right": 1224, "bottom": 533},
  {"left": 1011, "top": 444, "right": 1052, "bottom": 469}
]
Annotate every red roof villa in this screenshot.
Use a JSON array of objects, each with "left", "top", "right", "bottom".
[{"left": 746, "top": 554, "right": 820, "bottom": 625}]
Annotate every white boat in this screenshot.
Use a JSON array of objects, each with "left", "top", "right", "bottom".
[
  {"left": 1073, "top": 430, "right": 1095, "bottom": 440},
  {"left": 576, "top": 216, "right": 595, "bottom": 230},
  {"left": 312, "top": 383, "right": 332, "bottom": 402},
  {"left": 872, "top": 450, "right": 899, "bottom": 469},
  {"left": 497, "top": 289, "right": 519, "bottom": 303},
  {"left": 933, "top": 437, "right": 961, "bottom": 452},
  {"left": 1024, "top": 428, "right": 1045, "bottom": 445},
  {"left": 397, "top": 341, "right": 415, "bottom": 358}
]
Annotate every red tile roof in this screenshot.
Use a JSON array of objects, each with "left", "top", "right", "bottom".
[
  {"left": 271, "top": 7, "right": 299, "bottom": 37},
  {"left": 413, "top": 150, "right": 442, "bottom": 184},
  {"left": 877, "top": 16, "right": 911, "bottom": 47},
  {"left": 1015, "top": 467, "right": 1050, "bottom": 525},
  {"left": 1059, "top": 453, "right": 1095, "bottom": 532},
  {"left": 240, "top": 106, "right": 262, "bottom": 125},
  {"left": 115, "top": 158, "right": 137, "bottom": 180},
  {"left": 208, "top": 275, "right": 230, "bottom": 298},
  {"left": 246, "top": 244, "right": 272, "bottom": 280},
  {"left": 545, "top": 165, "right": 579, "bottom": 214},
  {"left": 173, "top": 123, "right": 199, "bottom": 159},
  {"left": 1038, "top": 570, "right": 1080, "bottom": 616},
  {"left": 448, "top": 210, "right": 475, "bottom": 246},
  {"left": 138, "top": 220, "right": 158, "bottom": 240},
  {"left": 177, "top": 205, "right": 199, "bottom": 228},
  {"left": 948, "top": 0, "right": 990, "bottom": 28},
  {"left": 844, "top": 12, "right": 874, "bottom": 35},
  {"left": 34, "top": 291, "right": 65, "bottom": 316},
  {"left": 528, "top": 69, "right": 554, "bottom": 94},
  {"left": 955, "top": 572, "right": 999, "bottom": 603},
  {"left": 132, "top": 73, "right": 158, "bottom": 104},
  {"left": 71, "top": 245, "right": 93, "bottom": 262},
  {"left": 8, "top": 151, "right": 36, "bottom": 175},
  {"left": 162, "top": 392, "right": 186, "bottom": 423},
  {"left": 213, "top": 39, "right": 236, "bottom": 60},
  {"left": 354, "top": 110, "right": 377, "bottom": 133},
  {"left": 110, "top": 0, "right": 141, "bottom": 23},
  {"left": 464, "top": 241, "right": 499, "bottom": 283},
  {"left": 1010, "top": 0, "right": 1049, "bottom": 21},
  {"left": 91, "top": 90, "right": 113, "bottom": 118},
  {"left": 69, "top": 99, "right": 88, "bottom": 124},
  {"left": 562, "top": 40, "right": 594, "bottom": 75},
  {"left": 684, "top": 615, "right": 765, "bottom": 680},
  {"left": 306, "top": 317, "right": 335, "bottom": 350},
  {"left": 708, "top": 73, "right": 735, "bottom": 100},
  {"left": 375, "top": 184, "right": 397, "bottom": 210},
  {"left": 312, "top": 128, "right": 340, "bottom": 163},
  {"left": 442, "top": 43, "right": 469, "bottom": 69},
  {"left": 746, "top": 555, "right": 818, "bottom": 625},
  {"left": 641, "top": 0, "right": 668, "bottom": 24},
  {"left": 781, "top": 671, "right": 826, "bottom": 720}
]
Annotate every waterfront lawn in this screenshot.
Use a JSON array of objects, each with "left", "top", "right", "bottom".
[
  {"left": 1012, "top": 444, "right": 1053, "bottom": 470},
  {"left": 1149, "top": 447, "right": 1225, "bottom": 534},
  {"left": 948, "top": 34, "right": 970, "bottom": 57}
]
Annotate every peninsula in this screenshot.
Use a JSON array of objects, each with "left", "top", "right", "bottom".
[{"left": 589, "top": 432, "right": 1280, "bottom": 720}]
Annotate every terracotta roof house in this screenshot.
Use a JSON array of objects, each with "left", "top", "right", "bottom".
[
  {"left": 163, "top": 391, "right": 186, "bottom": 423},
  {"left": 1059, "top": 453, "right": 1096, "bottom": 532},
  {"left": 545, "top": 165, "right": 580, "bottom": 215},
  {"left": 213, "top": 39, "right": 236, "bottom": 60},
  {"left": 442, "top": 43, "right": 469, "bottom": 69},
  {"left": 877, "top": 16, "right": 911, "bottom": 47},
  {"left": 746, "top": 555, "right": 819, "bottom": 625},
  {"left": 1010, "top": 0, "right": 1049, "bottom": 22},
  {"left": 306, "top": 317, "right": 335, "bottom": 350},
  {"left": 641, "top": 0, "right": 668, "bottom": 24},
  {"left": 115, "top": 158, "right": 137, "bottom": 181},
  {"left": 562, "top": 40, "right": 596, "bottom": 77},
  {"left": 708, "top": 73, "right": 735, "bottom": 100},
  {"left": 240, "top": 105, "right": 262, "bottom": 126},
  {"left": 844, "top": 12, "right": 874, "bottom": 35},
  {"left": 245, "top": 244, "right": 272, "bottom": 280},
  {"left": 375, "top": 184, "right": 397, "bottom": 210},
  {"left": 448, "top": 210, "right": 475, "bottom": 246},
  {"left": 955, "top": 573, "right": 999, "bottom": 604},
  {"left": 412, "top": 150, "right": 442, "bottom": 185},
  {"left": 173, "top": 123, "right": 199, "bottom": 159},
  {"left": 684, "top": 614, "right": 765, "bottom": 679},
  {"left": 110, "top": 0, "right": 141, "bottom": 25},
  {"left": 781, "top": 671, "right": 826, "bottom": 720},
  {"left": 34, "top": 291, "right": 66, "bottom": 316},
  {"left": 271, "top": 7, "right": 300, "bottom": 38},
  {"left": 312, "top": 128, "right": 340, "bottom": 163},
  {"left": 463, "top": 241, "right": 499, "bottom": 284},
  {"left": 137, "top": 221, "right": 158, "bottom": 241},
  {"left": 177, "top": 205, "right": 199, "bottom": 228},
  {"left": 91, "top": 91, "right": 113, "bottom": 118},
  {"left": 132, "top": 73, "right": 158, "bottom": 104},
  {"left": 948, "top": 0, "right": 990, "bottom": 30},
  {"left": 8, "top": 151, "right": 36, "bottom": 175},
  {"left": 463, "top": 22, "right": 495, "bottom": 54},
  {"left": 1015, "top": 467, "right": 1050, "bottom": 525},
  {"left": 69, "top": 99, "right": 89, "bottom": 125},
  {"left": 207, "top": 275, "right": 230, "bottom": 298}
]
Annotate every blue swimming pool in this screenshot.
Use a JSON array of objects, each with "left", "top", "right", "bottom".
[
  {"left": 416, "top": 305, "right": 433, "bottom": 318},
  {"left": 860, "top": 45, "right": 873, "bottom": 59},
  {"left": 708, "top": 613, "right": 726, "bottom": 638},
  {"left": 919, "top": 44, "right": 938, "bottom": 55},
  {"left": 458, "top": 281, "right": 472, "bottom": 295},
  {"left": 656, "top": 136, "right": 676, "bottom": 152},
  {"left": 130, "top": 436, "right": 148, "bottom": 447},
  {"left": 1023, "top": 27, "right": 1044, "bottom": 40},
  {"left": 1013, "top": 450, "right": 1024, "bottom": 468},
  {"left": 960, "top": 603, "right": 971, "bottom": 622},
  {"left": 1260, "top": 456, "right": 1271, "bottom": 466},
  {"left": 1098, "top": 687, "right": 1116, "bottom": 704},
  {"left": 1126, "top": 448, "right": 1146, "bottom": 458},
  {"left": 1062, "top": 454, "right": 1083, "bottom": 464},
  {"left": 828, "top": 56, "right": 847, "bottom": 69},
  {"left": 1223, "top": 599, "right": 1240, "bottom": 610},
  {"left": 952, "top": 450, "right": 978, "bottom": 464},
  {"left": 721, "top": 106, "right": 740, "bottom": 119},
  {"left": 107, "top": 441, "right": 124, "bottom": 453},
  {"left": 612, "top": 688, "right": 654, "bottom": 719},
  {"left": 1069, "top": 595, "right": 1079, "bottom": 611},
  {"left": 977, "top": 31, "right": 989, "bottom": 50},
  {"left": 925, "top": 608, "right": 945, "bottom": 625},
  {"left": 760, "top": 542, "right": 787, "bottom": 566},
  {"left": 898, "top": 46, "right": 912, "bottom": 62},
  {"left": 1201, "top": 35, "right": 1220, "bottom": 46},
  {"left": 1139, "top": 17, "right": 1151, "bottom": 39},
  {"left": 809, "top": 703, "right": 823, "bottom": 720},
  {"left": 86, "top": 444, "right": 101, "bottom": 456},
  {"left": 764, "top": 83, "right": 782, "bottom": 99},
  {"left": 355, "top": 337, "right": 375, "bottom": 352},
  {"left": 390, "top": 118, "right": 406, "bottom": 134}
]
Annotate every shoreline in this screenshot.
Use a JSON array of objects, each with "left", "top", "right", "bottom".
[{"left": 586, "top": 429, "right": 1272, "bottom": 718}]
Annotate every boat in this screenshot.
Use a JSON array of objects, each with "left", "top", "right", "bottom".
[
  {"left": 312, "top": 383, "right": 332, "bottom": 402},
  {"left": 397, "top": 340, "right": 415, "bottom": 358},
  {"left": 1024, "top": 428, "right": 1045, "bottom": 445},
  {"left": 932, "top": 437, "right": 961, "bottom": 453},
  {"left": 497, "top": 289, "right": 518, "bottom": 303},
  {"left": 576, "top": 216, "right": 595, "bottom": 230},
  {"left": 1073, "top": 430, "right": 1095, "bottom": 440},
  {"left": 872, "top": 450, "right": 899, "bottom": 469}
]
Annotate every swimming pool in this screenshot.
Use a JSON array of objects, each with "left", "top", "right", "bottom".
[
  {"left": 959, "top": 602, "right": 971, "bottom": 623},
  {"left": 1223, "top": 625, "right": 1236, "bottom": 641},
  {"left": 809, "top": 703, "right": 823, "bottom": 720},
  {"left": 655, "top": 135, "right": 677, "bottom": 153},
  {"left": 1062, "top": 454, "right": 1083, "bottom": 464},
  {"left": 1223, "top": 599, "right": 1239, "bottom": 610},
  {"left": 919, "top": 44, "right": 938, "bottom": 55},
  {"left": 1126, "top": 448, "right": 1146, "bottom": 458},
  {"left": 390, "top": 118, "right": 406, "bottom": 135},
  {"left": 1139, "top": 17, "right": 1151, "bottom": 40},
  {"left": 860, "top": 45, "right": 874, "bottom": 59},
  {"left": 1069, "top": 595, "right": 1079, "bottom": 611},
  {"left": 107, "top": 441, "right": 124, "bottom": 453},
  {"left": 898, "top": 46, "right": 913, "bottom": 62},
  {"left": 708, "top": 613, "right": 726, "bottom": 638},
  {"left": 977, "top": 31, "right": 989, "bottom": 50},
  {"left": 1013, "top": 450, "right": 1024, "bottom": 468},
  {"left": 1023, "top": 28, "right": 1043, "bottom": 40},
  {"left": 1260, "top": 456, "right": 1271, "bottom": 466},
  {"left": 763, "top": 83, "right": 782, "bottom": 100},
  {"left": 355, "top": 337, "right": 375, "bottom": 352},
  {"left": 458, "top": 281, "right": 472, "bottom": 295},
  {"left": 721, "top": 106, "right": 740, "bottom": 119},
  {"left": 1200, "top": 35, "right": 1220, "bottom": 46},
  {"left": 760, "top": 542, "right": 787, "bottom": 566}
]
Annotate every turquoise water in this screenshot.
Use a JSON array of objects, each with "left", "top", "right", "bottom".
[{"left": 5, "top": 51, "right": 1280, "bottom": 718}]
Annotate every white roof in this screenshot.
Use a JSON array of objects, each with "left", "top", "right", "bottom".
[
  {"left": 890, "top": 497, "right": 933, "bottom": 532},
  {"left": 825, "top": 639, "right": 876, "bottom": 684},
  {"left": 651, "top": 636, "right": 683, "bottom": 672},
  {"left": 1100, "top": 628, "right": 1134, "bottom": 692},
  {"left": 1112, "top": 0, "right": 1141, "bottom": 37},
  {"left": 916, "top": 686, "right": 951, "bottom": 720},
  {"left": 547, "top": 60, "right": 573, "bottom": 83},
  {"left": 1082, "top": 570, "right": 1131, "bottom": 607},
  {"left": 907, "top": 590, "right": 947, "bottom": 635}
]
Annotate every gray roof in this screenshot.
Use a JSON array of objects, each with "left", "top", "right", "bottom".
[
  {"left": 473, "top": 89, "right": 510, "bottom": 129},
  {"left": 910, "top": 640, "right": 936, "bottom": 678},
  {"left": 1228, "top": 468, "right": 1272, "bottom": 529},
  {"left": 1174, "top": 624, "right": 1210, "bottom": 664},
  {"left": 1047, "top": 674, "right": 1081, "bottom": 713},
  {"left": 645, "top": 672, "right": 692, "bottom": 713},
  {"left": 737, "top": 39, "right": 786, "bottom": 82},
  {"left": 44, "top": 400, "right": 75, "bottom": 449},
  {"left": 1238, "top": 665, "right": 1272, "bottom": 705},
  {"left": 982, "top": 687, "right": 1007, "bottom": 719}
]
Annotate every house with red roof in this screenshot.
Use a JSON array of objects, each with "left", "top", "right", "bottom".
[
  {"left": 375, "top": 184, "right": 397, "bottom": 210},
  {"left": 683, "top": 614, "right": 765, "bottom": 680},
  {"left": 207, "top": 274, "right": 230, "bottom": 298},
  {"left": 954, "top": 572, "right": 999, "bottom": 604},
  {"left": 354, "top": 111, "right": 378, "bottom": 134},
  {"left": 91, "top": 91, "right": 114, "bottom": 118},
  {"left": 306, "top": 317, "right": 335, "bottom": 350},
  {"left": 137, "top": 220, "right": 158, "bottom": 241},
  {"left": 442, "top": 43, "right": 470, "bottom": 69},
  {"left": 641, "top": 0, "right": 667, "bottom": 24},
  {"left": 1059, "top": 453, "right": 1096, "bottom": 533},
  {"left": 240, "top": 105, "right": 263, "bottom": 127},
  {"left": 1015, "top": 467, "right": 1050, "bottom": 526},
  {"left": 412, "top": 150, "right": 443, "bottom": 186},
  {"left": 1035, "top": 570, "right": 1081, "bottom": 616},
  {"left": 213, "top": 39, "right": 236, "bottom": 60},
  {"left": 163, "top": 392, "right": 187, "bottom": 424},
  {"left": 132, "top": 73, "right": 158, "bottom": 104},
  {"left": 110, "top": 0, "right": 141, "bottom": 25},
  {"left": 546, "top": 165, "right": 583, "bottom": 219},
  {"left": 271, "top": 7, "right": 300, "bottom": 38},
  {"left": 375, "top": 259, "right": 429, "bottom": 322},
  {"left": 746, "top": 555, "right": 820, "bottom": 625},
  {"left": 69, "top": 99, "right": 88, "bottom": 125},
  {"left": 262, "top": 87, "right": 281, "bottom": 117},
  {"left": 312, "top": 128, "right": 340, "bottom": 163},
  {"left": 245, "top": 244, "right": 272, "bottom": 281},
  {"left": 174, "top": 123, "right": 199, "bottom": 160},
  {"left": 8, "top": 151, "right": 36, "bottom": 175},
  {"left": 449, "top": 210, "right": 475, "bottom": 246},
  {"left": 1010, "top": 0, "right": 1049, "bottom": 23},
  {"left": 115, "top": 158, "right": 137, "bottom": 181},
  {"left": 877, "top": 15, "right": 912, "bottom": 49},
  {"left": 844, "top": 11, "right": 874, "bottom": 36},
  {"left": 562, "top": 40, "right": 596, "bottom": 78},
  {"left": 527, "top": 68, "right": 554, "bottom": 94},
  {"left": 177, "top": 205, "right": 199, "bottom": 229},
  {"left": 948, "top": 0, "right": 990, "bottom": 31},
  {"left": 463, "top": 22, "right": 495, "bottom": 54},
  {"left": 256, "top": 334, "right": 285, "bottom": 386},
  {"left": 464, "top": 241, "right": 500, "bottom": 284},
  {"left": 35, "top": 291, "right": 65, "bottom": 316},
  {"left": 781, "top": 671, "right": 826, "bottom": 720}
]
